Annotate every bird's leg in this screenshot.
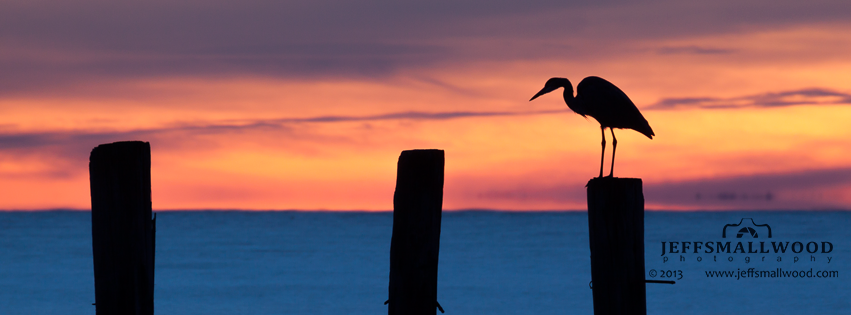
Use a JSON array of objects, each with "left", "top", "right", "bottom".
[
  {"left": 608, "top": 128, "right": 617, "bottom": 178},
  {"left": 599, "top": 127, "right": 606, "bottom": 178}
]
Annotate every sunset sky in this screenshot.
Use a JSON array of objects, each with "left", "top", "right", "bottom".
[{"left": 2, "top": 0, "right": 850, "bottom": 210}]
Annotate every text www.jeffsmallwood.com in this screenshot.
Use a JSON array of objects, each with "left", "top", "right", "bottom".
[{"left": 705, "top": 268, "right": 838, "bottom": 280}]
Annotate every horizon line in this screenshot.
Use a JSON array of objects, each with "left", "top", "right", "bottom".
[{"left": 1, "top": 208, "right": 848, "bottom": 213}]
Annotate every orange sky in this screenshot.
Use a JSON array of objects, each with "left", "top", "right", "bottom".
[{"left": 1, "top": 1, "right": 850, "bottom": 210}]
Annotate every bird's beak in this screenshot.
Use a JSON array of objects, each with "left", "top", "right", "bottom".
[{"left": 529, "top": 86, "right": 557, "bottom": 101}]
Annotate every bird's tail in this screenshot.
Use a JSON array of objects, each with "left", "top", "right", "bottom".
[{"left": 637, "top": 123, "right": 655, "bottom": 139}]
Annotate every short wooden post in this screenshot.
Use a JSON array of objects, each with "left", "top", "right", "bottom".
[
  {"left": 586, "top": 177, "right": 645, "bottom": 315},
  {"left": 90, "top": 141, "right": 156, "bottom": 315},
  {"left": 387, "top": 149, "right": 444, "bottom": 315}
]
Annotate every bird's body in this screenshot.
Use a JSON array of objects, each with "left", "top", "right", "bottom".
[{"left": 530, "top": 76, "right": 654, "bottom": 178}]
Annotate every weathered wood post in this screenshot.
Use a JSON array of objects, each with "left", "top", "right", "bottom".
[
  {"left": 387, "top": 149, "right": 444, "bottom": 315},
  {"left": 586, "top": 177, "right": 645, "bottom": 315},
  {"left": 90, "top": 141, "right": 156, "bottom": 315}
]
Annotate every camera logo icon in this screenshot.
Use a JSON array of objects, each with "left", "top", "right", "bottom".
[{"left": 722, "top": 218, "right": 772, "bottom": 238}]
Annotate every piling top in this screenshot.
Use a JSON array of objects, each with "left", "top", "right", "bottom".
[
  {"left": 90, "top": 141, "right": 150, "bottom": 160},
  {"left": 400, "top": 149, "right": 444, "bottom": 157},
  {"left": 586, "top": 176, "right": 642, "bottom": 187},
  {"left": 92, "top": 140, "right": 149, "bottom": 149}
]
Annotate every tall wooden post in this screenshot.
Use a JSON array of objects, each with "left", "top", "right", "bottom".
[
  {"left": 586, "top": 177, "right": 645, "bottom": 315},
  {"left": 388, "top": 149, "right": 444, "bottom": 315},
  {"left": 90, "top": 141, "right": 156, "bottom": 315}
]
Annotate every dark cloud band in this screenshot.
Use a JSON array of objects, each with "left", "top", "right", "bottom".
[
  {"left": 2, "top": 0, "right": 851, "bottom": 93},
  {"left": 648, "top": 88, "right": 851, "bottom": 110}
]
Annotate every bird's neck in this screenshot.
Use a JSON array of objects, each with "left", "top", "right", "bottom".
[{"left": 563, "top": 88, "right": 587, "bottom": 116}]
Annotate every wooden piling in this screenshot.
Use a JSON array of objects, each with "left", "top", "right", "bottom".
[
  {"left": 90, "top": 141, "right": 156, "bottom": 315},
  {"left": 586, "top": 177, "right": 645, "bottom": 315},
  {"left": 388, "top": 149, "right": 444, "bottom": 315}
]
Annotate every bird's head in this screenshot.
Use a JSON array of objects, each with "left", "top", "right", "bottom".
[{"left": 529, "top": 77, "right": 572, "bottom": 101}]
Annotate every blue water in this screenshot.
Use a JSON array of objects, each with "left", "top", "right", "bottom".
[{"left": 1, "top": 210, "right": 848, "bottom": 314}]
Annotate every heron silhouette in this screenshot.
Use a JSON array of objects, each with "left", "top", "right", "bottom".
[{"left": 530, "top": 76, "right": 654, "bottom": 178}]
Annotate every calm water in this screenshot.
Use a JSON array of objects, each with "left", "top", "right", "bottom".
[{"left": 1, "top": 210, "right": 848, "bottom": 314}]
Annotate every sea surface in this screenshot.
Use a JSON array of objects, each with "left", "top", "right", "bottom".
[{"left": 1, "top": 210, "right": 849, "bottom": 314}]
